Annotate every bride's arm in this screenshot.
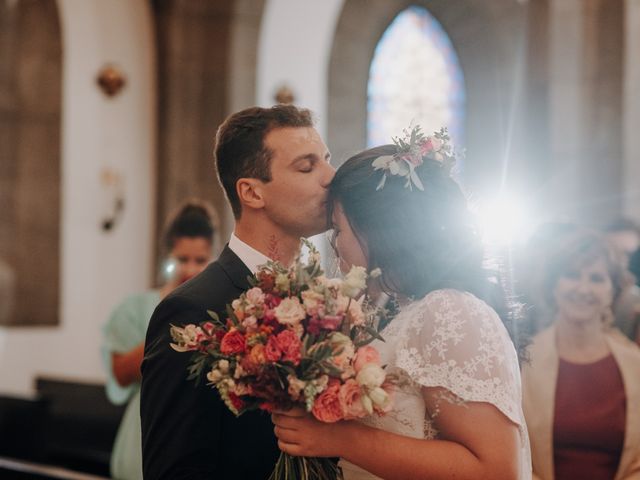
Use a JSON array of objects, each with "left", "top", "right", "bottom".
[{"left": 273, "top": 386, "right": 521, "bottom": 480}]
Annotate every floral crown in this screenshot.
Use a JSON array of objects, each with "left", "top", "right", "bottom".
[{"left": 372, "top": 125, "right": 457, "bottom": 191}]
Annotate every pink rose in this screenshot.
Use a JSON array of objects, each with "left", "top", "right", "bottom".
[
  {"left": 353, "top": 345, "right": 381, "bottom": 372},
  {"left": 220, "top": 330, "right": 246, "bottom": 355},
  {"left": 246, "top": 287, "right": 265, "bottom": 306},
  {"left": 339, "top": 379, "right": 366, "bottom": 420},
  {"left": 276, "top": 329, "right": 302, "bottom": 365},
  {"left": 312, "top": 379, "right": 344, "bottom": 423}
]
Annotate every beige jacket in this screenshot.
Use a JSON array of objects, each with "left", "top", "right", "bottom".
[{"left": 522, "top": 326, "right": 640, "bottom": 480}]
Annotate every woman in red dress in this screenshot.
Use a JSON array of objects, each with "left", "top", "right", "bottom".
[{"left": 522, "top": 229, "right": 640, "bottom": 480}]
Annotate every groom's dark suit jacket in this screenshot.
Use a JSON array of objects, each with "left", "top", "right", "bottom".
[{"left": 141, "top": 246, "right": 280, "bottom": 479}]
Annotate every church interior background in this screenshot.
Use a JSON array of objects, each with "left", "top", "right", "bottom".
[{"left": 1, "top": 0, "right": 639, "bottom": 476}]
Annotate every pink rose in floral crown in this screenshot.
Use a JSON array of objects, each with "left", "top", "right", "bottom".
[
  {"left": 311, "top": 378, "right": 344, "bottom": 423},
  {"left": 420, "top": 137, "right": 434, "bottom": 156}
]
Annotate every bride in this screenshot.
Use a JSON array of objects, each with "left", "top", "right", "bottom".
[{"left": 272, "top": 127, "right": 532, "bottom": 479}]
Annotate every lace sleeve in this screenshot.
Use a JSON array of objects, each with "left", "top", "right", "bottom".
[{"left": 391, "top": 289, "right": 524, "bottom": 426}]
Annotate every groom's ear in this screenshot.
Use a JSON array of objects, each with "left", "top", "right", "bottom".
[{"left": 236, "top": 178, "right": 266, "bottom": 211}]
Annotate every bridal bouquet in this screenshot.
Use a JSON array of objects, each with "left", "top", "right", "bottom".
[{"left": 169, "top": 240, "right": 393, "bottom": 480}]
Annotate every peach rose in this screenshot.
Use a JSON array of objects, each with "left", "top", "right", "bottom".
[
  {"left": 312, "top": 379, "right": 344, "bottom": 423},
  {"left": 353, "top": 345, "right": 381, "bottom": 373},
  {"left": 241, "top": 343, "right": 266, "bottom": 373},
  {"left": 339, "top": 379, "right": 366, "bottom": 420},
  {"left": 220, "top": 329, "right": 246, "bottom": 355}
]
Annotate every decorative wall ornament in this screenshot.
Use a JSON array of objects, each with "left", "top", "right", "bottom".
[
  {"left": 274, "top": 84, "right": 295, "bottom": 104},
  {"left": 100, "top": 167, "right": 125, "bottom": 232},
  {"left": 96, "top": 64, "right": 126, "bottom": 97}
]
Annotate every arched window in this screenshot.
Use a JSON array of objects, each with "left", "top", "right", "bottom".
[{"left": 367, "top": 6, "right": 465, "bottom": 151}]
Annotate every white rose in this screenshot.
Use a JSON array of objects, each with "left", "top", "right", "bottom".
[
  {"left": 368, "top": 387, "right": 389, "bottom": 407},
  {"left": 347, "top": 298, "right": 365, "bottom": 326},
  {"left": 302, "top": 289, "right": 324, "bottom": 312},
  {"left": 356, "top": 363, "right": 386, "bottom": 389},
  {"left": 361, "top": 394, "right": 373, "bottom": 415},
  {"left": 342, "top": 266, "right": 367, "bottom": 297},
  {"left": 274, "top": 297, "right": 306, "bottom": 326},
  {"left": 334, "top": 294, "right": 350, "bottom": 314}
]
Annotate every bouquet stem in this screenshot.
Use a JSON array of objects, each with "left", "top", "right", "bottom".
[{"left": 269, "top": 452, "right": 343, "bottom": 480}]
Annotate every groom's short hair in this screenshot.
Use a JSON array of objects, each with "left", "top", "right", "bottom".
[{"left": 214, "top": 105, "right": 314, "bottom": 219}]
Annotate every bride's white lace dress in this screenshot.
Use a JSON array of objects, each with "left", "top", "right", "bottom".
[{"left": 339, "top": 289, "right": 532, "bottom": 480}]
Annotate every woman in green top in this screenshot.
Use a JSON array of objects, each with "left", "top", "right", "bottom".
[{"left": 102, "top": 200, "right": 217, "bottom": 480}]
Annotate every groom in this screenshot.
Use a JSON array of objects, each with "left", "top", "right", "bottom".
[{"left": 140, "top": 105, "right": 334, "bottom": 479}]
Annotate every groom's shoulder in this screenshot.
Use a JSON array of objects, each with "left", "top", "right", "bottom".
[{"left": 167, "top": 249, "right": 249, "bottom": 310}]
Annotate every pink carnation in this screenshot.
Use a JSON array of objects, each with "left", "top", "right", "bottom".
[
  {"left": 312, "top": 379, "right": 344, "bottom": 423},
  {"left": 264, "top": 335, "right": 282, "bottom": 362},
  {"left": 277, "top": 330, "right": 302, "bottom": 365}
]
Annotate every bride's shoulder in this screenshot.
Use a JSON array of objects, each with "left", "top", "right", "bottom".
[
  {"left": 396, "top": 288, "right": 500, "bottom": 331},
  {"left": 409, "top": 288, "right": 493, "bottom": 314}
]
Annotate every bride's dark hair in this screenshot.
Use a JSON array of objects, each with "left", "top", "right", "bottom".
[{"left": 329, "top": 145, "right": 527, "bottom": 360}]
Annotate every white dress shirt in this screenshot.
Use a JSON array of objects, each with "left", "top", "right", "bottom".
[{"left": 228, "top": 232, "right": 271, "bottom": 274}]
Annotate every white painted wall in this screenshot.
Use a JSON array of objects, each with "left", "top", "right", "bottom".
[
  {"left": 257, "top": 0, "right": 344, "bottom": 258},
  {"left": 0, "top": 0, "right": 156, "bottom": 396},
  {"left": 257, "top": 0, "right": 344, "bottom": 138}
]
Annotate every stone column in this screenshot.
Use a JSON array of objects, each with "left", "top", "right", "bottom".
[
  {"left": 623, "top": 0, "right": 640, "bottom": 221},
  {"left": 546, "top": 0, "right": 623, "bottom": 225}
]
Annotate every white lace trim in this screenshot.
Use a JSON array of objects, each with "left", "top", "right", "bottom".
[{"left": 384, "top": 289, "right": 523, "bottom": 427}]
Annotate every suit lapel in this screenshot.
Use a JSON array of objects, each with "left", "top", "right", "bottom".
[{"left": 217, "top": 244, "right": 253, "bottom": 291}]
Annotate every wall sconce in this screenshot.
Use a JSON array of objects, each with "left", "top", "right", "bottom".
[
  {"left": 100, "top": 167, "right": 125, "bottom": 232},
  {"left": 96, "top": 64, "right": 127, "bottom": 97},
  {"left": 274, "top": 84, "right": 295, "bottom": 105}
]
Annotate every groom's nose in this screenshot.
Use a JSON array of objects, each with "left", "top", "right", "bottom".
[{"left": 320, "top": 160, "right": 336, "bottom": 187}]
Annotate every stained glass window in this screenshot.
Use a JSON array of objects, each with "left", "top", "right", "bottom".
[{"left": 367, "top": 6, "right": 465, "bottom": 154}]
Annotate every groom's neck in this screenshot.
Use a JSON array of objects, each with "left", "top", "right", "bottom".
[{"left": 234, "top": 218, "right": 300, "bottom": 265}]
